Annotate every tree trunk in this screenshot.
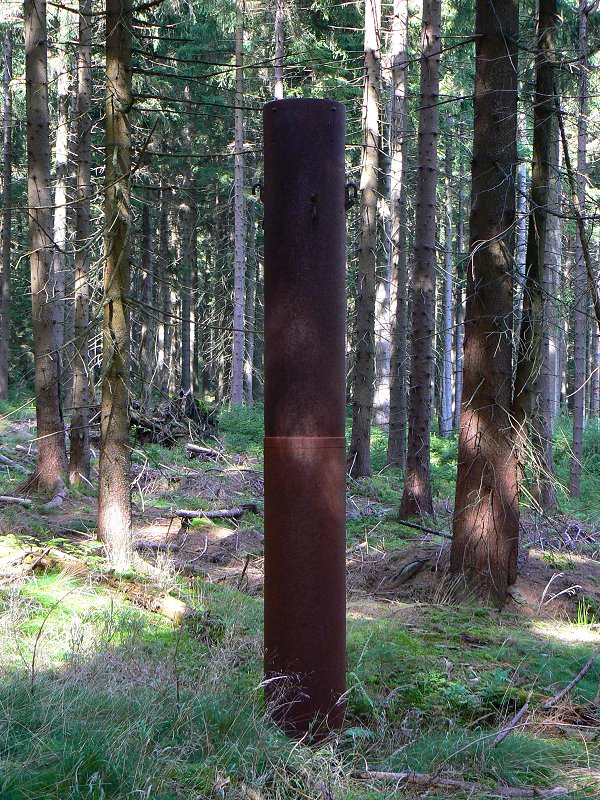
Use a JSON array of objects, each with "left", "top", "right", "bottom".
[
  {"left": 98, "top": 0, "right": 133, "bottom": 569},
  {"left": 399, "top": 0, "right": 440, "bottom": 517},
  {"left": 569, "top": 0, "right": 588, "bottom": 499},
  {"left": 386, "top": 0, "right": 409, "bottom": 468},
  {"left": 244, "top": 203, "right": 256, "bottom": 404},
  {"left": 51, "top": 8, "right": 71, "bottom": 376},
  {"left": 157, "top": 180, "right": 169, "bottom": 394},
  {"left": 274, "top": 0, "right": 284, "bottom": 99},
  {"left": 453, "top": 150, "right": 466, "bottom": 432},
  {"left": 140, "top": 200, "right": 154, "bottom": 412},
  {"left": 440, "top": 120, "right": 454, "bottom": 437},
  {"left": 180, "top": 90, "right": 194, "bottom": 393},
  {"left": 513, "top": 0, "right": 557, "bottom": 512},
  {"left": 24, "top": 0, "right": 68, "bottom": 495},
  {"left": 69, "top": 0, "right": 92, "bottom": 486},
  {"left": 230, "top": 6, "right": 245, "bottom": 405},
  {"left": 347, "top": 0, "right": 381, "bottom": 478},
  {"left": 0, "top": 27, "right": 12, "bottom": 400},
  {"left": 450, "top": 0, "right": 520, "bottom": 607}
]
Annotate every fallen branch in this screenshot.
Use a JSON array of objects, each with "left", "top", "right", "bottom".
[
  {"left": 186, "top": 443, "right": 223, "bottom": 459},
  {"left": 0, "top": 453, "right": 27, "bottom": 473},
  {"left": 492, "top": 700, "right": 530, "bottom": 747},
  {"left": 174, "top": 503, "right": 259, "bottom": 521},
  {"left": 397, "top": 519, "right": 452, "bottom": 539},
  {"left": 353, "top": 771, "right": 566, "bottom": 797},
  {"left": 43, "top": 483, "right": 68, "bottom": 508},
  {"left": 542, "top": 645, "right": 600, "bottom": 709},
  {"left": 0, "top": 495, "right": 33, "bottom": 507},
  {"left": 134, "top": 540, "right": 180, "bottom": 552},
  {"left": 15, "top": 444, "right": 37, "bottom": 456}
]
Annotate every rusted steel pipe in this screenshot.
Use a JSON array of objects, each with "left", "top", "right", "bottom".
[{"left": 263, "top": 98, "right": 347, "bottom": 736}]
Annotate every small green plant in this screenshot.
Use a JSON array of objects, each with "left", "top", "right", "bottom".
[{"left": 576, "top": 596, "right": 598, "bottom": 626}]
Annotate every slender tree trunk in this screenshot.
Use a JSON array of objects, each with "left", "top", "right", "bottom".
[
  {"left": 348, "top": 0, "right": 381, "bottom": 478},
  {"left": 244, "top": 204, "right": 256, "bottom": 404},
  {"left": 440, "top": 121, "right": 454, "bottom": 437},
  {"left": 140, "top": 200, "right": 153, "bottom": 411},
  {"left": 230, "top": 4, "right": 245, "bottom": 405},
  {"left": 0, "top": 28, "right": 12, "bottom": 400},
  {"left": 453, "top": 151, "right": 466, "bottom": 432},
  {"left": 180, "top": 90, "right": 194, "bottom": 392},
  {"left": 569, "top": 0, "right": 588, "bottom": 499},
  {"left": 24, "top": 0, "right": 68, "bottom": 494},
  {"left": 274, "top": 0, "right": 284, "bottom": 99},
  {"left": 450, "top": 0, "right": 520, "bottom": 606},
  {"left": 51, "top": 8, "right": 70, "bottom": 373},
  {"left": 386, "top": 0, "right": 409, "bottom": 468},
  {"left": 399, "top": 0, "right": 440, "bottom": 517},
  {"left": 98, "top": 0, "right": 132, "bottom": 568},
  {"left": 513, "top": 0, "right": 557, "bottom": 512},
  {"left": 69, "top": 0, "right": 92, "bottom": 485},
  {"left": 157, "top": 180, "right": 169, "bottom": 393}
]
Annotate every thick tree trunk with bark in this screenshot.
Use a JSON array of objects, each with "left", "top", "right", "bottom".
[
  {"left": 157, "top": 181, "right": 170, "bottom": 393},
  {"left": 386, "top": 0, "right": 409, "bottom": 468},
  {"left": 0, "top": 28, "right": 12, "bottom": 400},
  {"left": 244, "top": 205, "right": 256, "bottom": 404},
  {"left": 450, "top": 0, "right": 520, "bottom": 606},
  {"left": 98, "top": 0, "right": 133, "bottom": 568},
  {"left": 569, "top": 0, "right": 589, "bottom": 499},
  {"left": 69, "top": 0, "right": 92, "bottom": 485},
  {"left": 399, "top": 0, "right": 440, "bottom": 516},
  {"left": 24, "top": 0, "right": 68, "bottom": 495},
  {"left": 348, "top": 0, "right": 381, "bottom": 478},
  {"left": 230, "top": 6, "right": 245, "bottom": 405}
]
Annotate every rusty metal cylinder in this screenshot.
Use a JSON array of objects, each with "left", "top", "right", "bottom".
[{"left": 263, "top": 98, "right": 347, "bottom": 735}]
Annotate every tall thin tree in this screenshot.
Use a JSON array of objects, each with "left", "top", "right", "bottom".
[
  {"left": 387, "top": 0, "right": 409, "bottom": 468},
  {"left": 69, "top": 0, "right": 92, "bottom": 485},
  {"left": 399, "top": 0, "right": 441, "bottom": 517},
  {"left": 0, "top": 27, "right": 12, "bottom": 400},
  {"left": 274, "top": 0, "right": 284, "bottom": 99},
  {"left": 230, "top": 0, "right": 246, "bottom": 405},
  {"left": 450, "top": 0, "right": 520, "bottom": 606},
  {"left": 568, "top": 0, "right": 590, "bottom": 498},
  {"left": 348, "top": 0, "right": 381, "bottom": 478},
  {"left": 98, "top": 0, "right": 133, "bottom": 567},
  {"left": 24, "top": 0, "right": 68, "bottom": 495}
]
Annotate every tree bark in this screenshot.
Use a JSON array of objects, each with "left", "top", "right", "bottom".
[
  {"left": 386, "top": 0, "right": 409, "bottom": 468},
  {"left": 399, "top": 0, "right": 440, "bottom": 517},
  {"left": 180, "top": 89, "right": 194, "bottom": 393},
  {"left": 24, "top": 0, "right": 68, "bottom": 494},
  {"left": 244, "top": 202, "right": 256, "bottom": 404},
  {"left": 450, "top": 0, "right": 520, "bottom": 607},
  {"left": 348, "top": 0, "right": 381, "bottom": 478},
  {"left": 274, "top": 0, "right": 284, "bottom": 100},
  {"left": 157, "top": 179, "right": 169, "bottom": 394},
  {"left": 0, "top": 27, "right": 12, "bottom": 400},
  {"left": 569, "top": 0, "right": 589, "bottom": 499},
  {"left": 453, "top": 150, "right": 466, "bottom": 432},
  {"left": 512, "top": 0, "right": 557, "bottom": 512},
  {"left": 98, "top": 0, "right": 133, "bottom": 569},
  {"left": 51, "top": 8, "right": 71, "bottom": 375},
  {"left": 69, "top": 0, "right": 93, "bottom": 486},
  {"left": 230, "top": 4, "right": 246, "bottom": 405},
  {"left": 440, "top": 119, "right": 454, "bottom": 437},
  {"left": 140, "top": 200, "right": 153, "bottom": 412}
]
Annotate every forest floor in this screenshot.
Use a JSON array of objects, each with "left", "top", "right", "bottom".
[{"left": 0, "top": 400, "right": 599, "bottom": 799}]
